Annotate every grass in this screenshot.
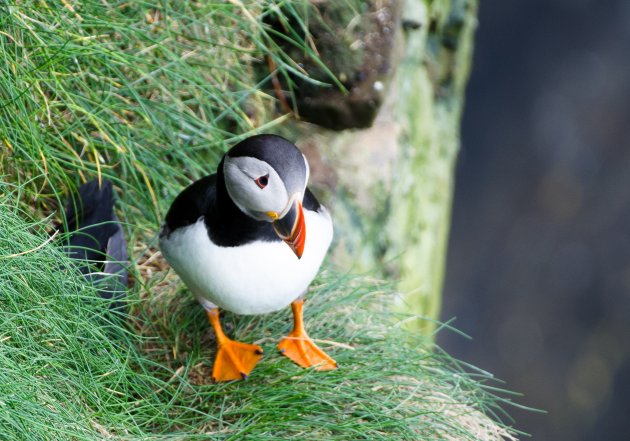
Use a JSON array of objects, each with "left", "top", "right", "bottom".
[
  {"left": 0, "top": 181, "right": 518, "bottom": 439},
  {"left": 0, "top": 1, "right": 520, "bottom": 439},
  {"left": 0, "top": 0, "right": 330, "bottom": 225}
]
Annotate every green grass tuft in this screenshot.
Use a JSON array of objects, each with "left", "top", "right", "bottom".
[{"left": 0, "top": 0, "right": 324, "bottom": 225}]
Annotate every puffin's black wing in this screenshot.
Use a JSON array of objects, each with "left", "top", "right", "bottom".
[
  {"left": 303, "top": 188, "right": 322, "bottom": 213},
  {"left": 162, "top": 174, "right": 217, "bottom": 238},
  {"left": 62, "top": 179, "right": 128, "bottom": 307}
]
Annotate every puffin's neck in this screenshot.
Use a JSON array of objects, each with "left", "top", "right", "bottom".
[{"left": 206, "top": 157, "right": 279, "bottom": 246}]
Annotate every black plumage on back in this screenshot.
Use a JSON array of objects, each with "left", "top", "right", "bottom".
[{"left": 162, "top": 175, "right": 216, "bottom": 237}]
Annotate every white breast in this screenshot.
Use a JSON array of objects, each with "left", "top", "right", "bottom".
[{"left": 159, "top": 209, "right": 333, "bottom": 315}]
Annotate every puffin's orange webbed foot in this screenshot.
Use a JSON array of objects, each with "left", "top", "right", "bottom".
[
  {"left": 278, "top": 332, "right": 337, "bottom": 371},
  {"left": 278, "top": 299, "right": 337, "bottom": 371},
  {"left": 212, "top": 339, "right": 263, "bottom": 382},
  {"left": 207, "top": 309, "right": 263, "bottom": 382}
]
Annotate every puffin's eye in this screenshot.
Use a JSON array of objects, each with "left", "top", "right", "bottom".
[{"left": 254, "top": 174, "right": 269, "bottom": 189}]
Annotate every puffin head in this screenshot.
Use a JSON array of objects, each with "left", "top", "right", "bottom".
[{"left": 222, "top": 134, "right": 309, "bottom": 259}]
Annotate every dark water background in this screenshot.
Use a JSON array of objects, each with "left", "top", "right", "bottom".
[{"left": 439, "top": 0, "right": 630, "bottom": 439}]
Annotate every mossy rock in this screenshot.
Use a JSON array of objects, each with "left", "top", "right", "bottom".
[{"left": 262, "top": 0, "right": 403, "bottom": 130}]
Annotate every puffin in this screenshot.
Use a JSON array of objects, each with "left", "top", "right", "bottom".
[
  {"left": 62, "top": 179, "right": 128, "bottom": 311},
  {"left": 159, "top": 134, "right": 336, "bottom": 381}
]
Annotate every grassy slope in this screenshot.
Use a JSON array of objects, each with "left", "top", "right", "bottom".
[
  {"left": 0, "top": 185, "right": 516, "bottom": 439},
  {"left": 0, "top": 1, "right": 518, "bottom": 439}
]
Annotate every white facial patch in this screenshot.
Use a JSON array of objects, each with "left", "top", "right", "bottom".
[{"left": 223, "top": 156, "right": 289, "bottom": 220}]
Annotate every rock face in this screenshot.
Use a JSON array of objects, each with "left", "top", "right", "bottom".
[
  {"left": 284, "top": 0, "right": 479, "bottom": 333},
  {"left": 264, "top": 0, "right": 403, "bottom": 130}
]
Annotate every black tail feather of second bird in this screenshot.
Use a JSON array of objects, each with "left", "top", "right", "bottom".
[{"left": 62, "top": 179, "right": 128, "bottom": 310}]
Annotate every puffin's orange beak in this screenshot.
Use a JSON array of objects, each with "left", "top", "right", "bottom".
[{"left": 272, "top": 200, "right": 305, "bottom": 259}]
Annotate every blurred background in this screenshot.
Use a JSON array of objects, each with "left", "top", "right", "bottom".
[{"left": 438, "top": 0, "right": 630, "bottom": 439}]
